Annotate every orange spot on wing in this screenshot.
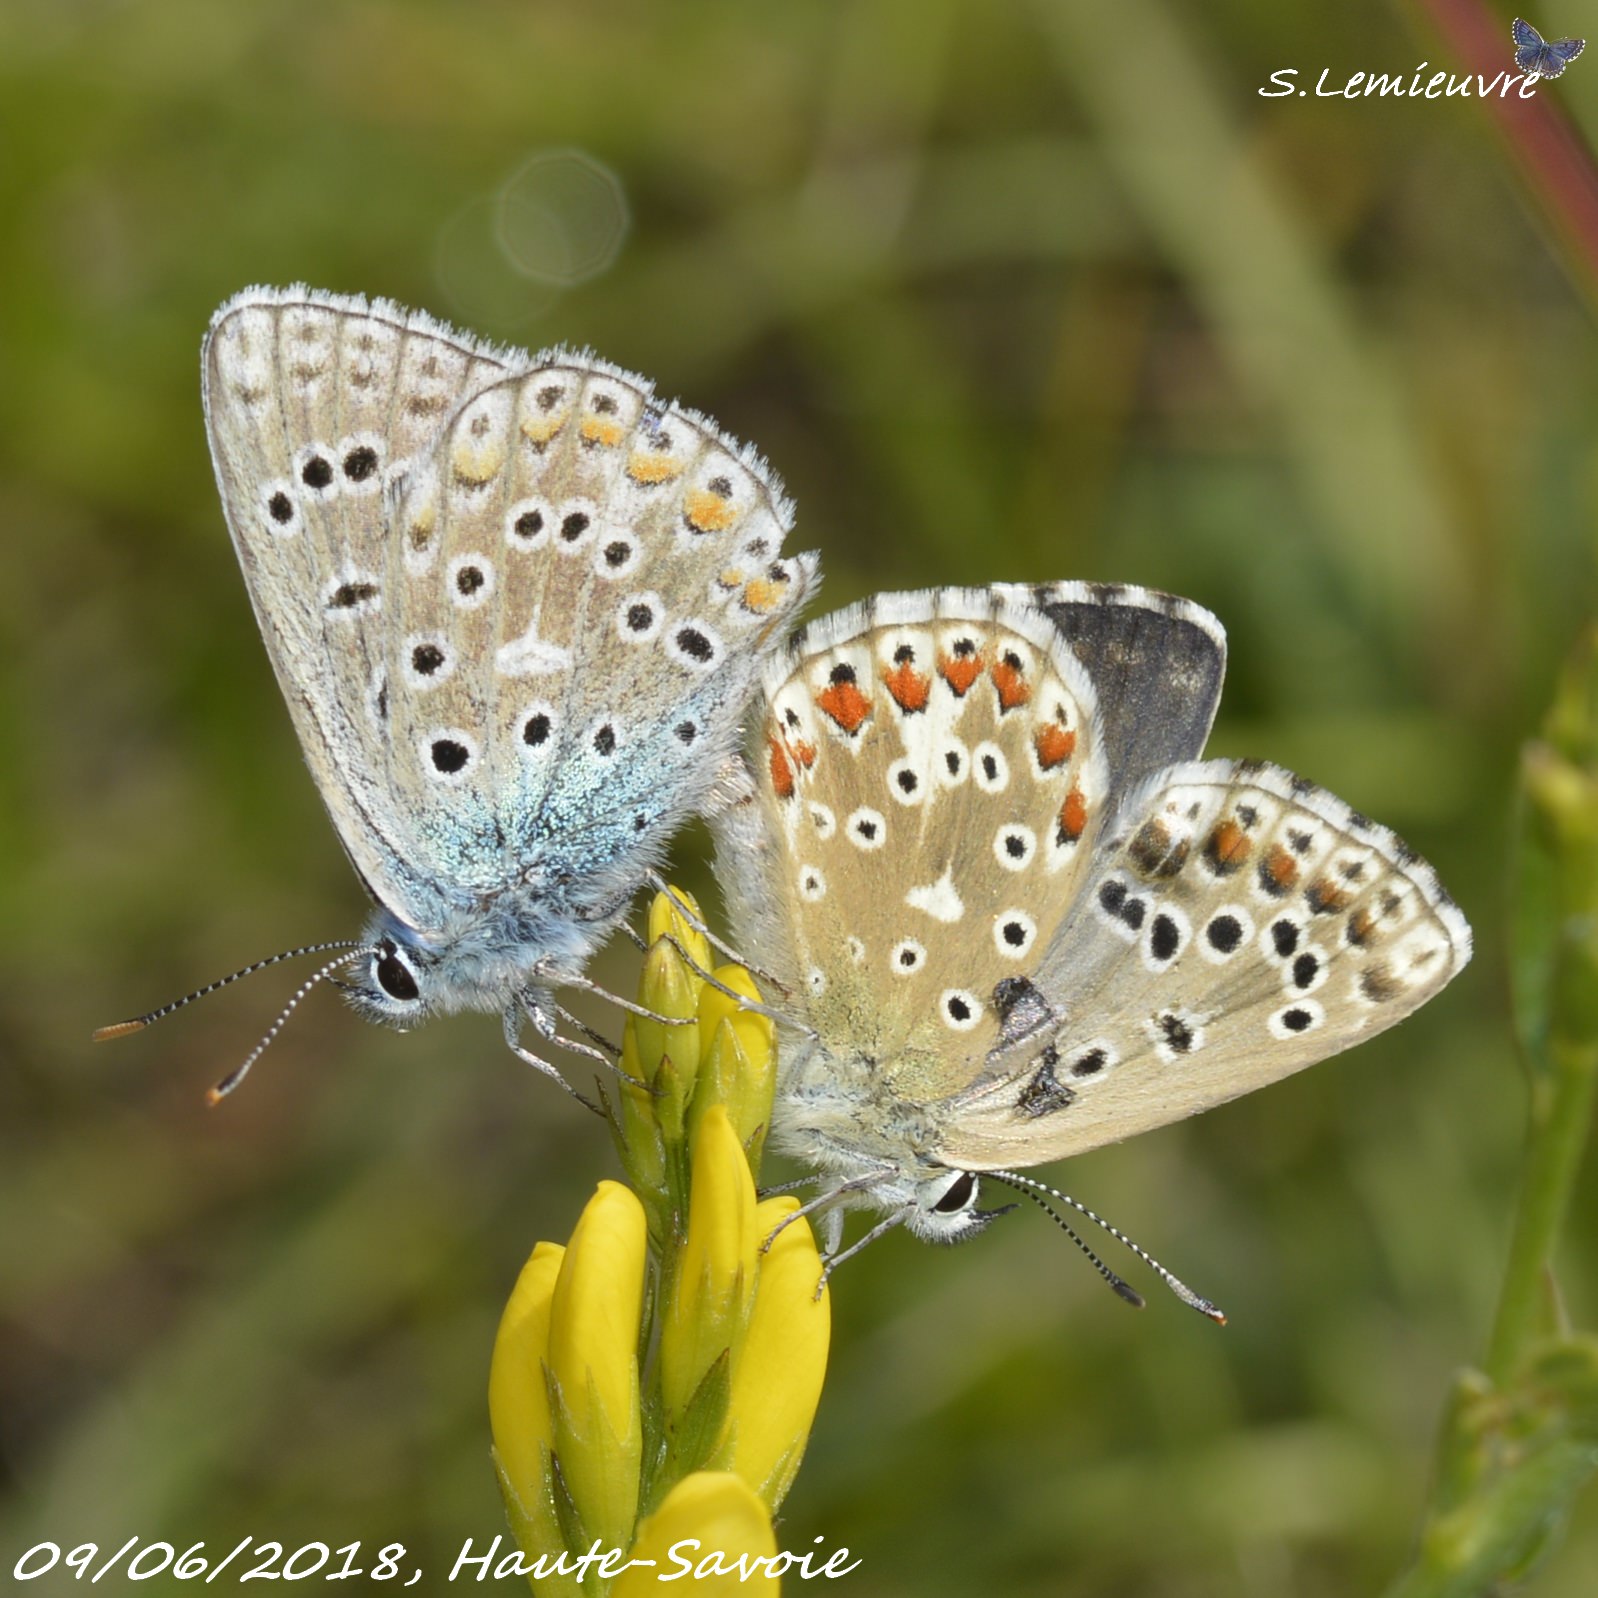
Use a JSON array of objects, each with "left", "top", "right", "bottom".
[
  {"left": 1033, "top": 722, "right": 1077, "bottom": 770},
  {"left": 1057, "top": 785, "right": 1089, "bottom": 844},
  {"left": 1305, "top": 877, "right": 1353, "bottom": 914},
  {"left": 684, "top": 488, "right": 736, "bottom": 533},
  {"left": 1204, "top": 818, "right": 1251, "bottom": 874},
  {"left": 768, "top": 734, "right": 796, "bottom": 799},
  {"left": 991, "top": 658, "right": 1031, "bottom": 712},
  {"left": 741, "top": 578, "right": 781, "bottom": 614},
  {"left": 791, "top": 738, "right": 817, "bottom": 769},
  {"left": 580, "top": 416, "right": 625, "bottom": 448},
  {"left": 628, "top": 451, "right": 683, "bottom": 484},
  {"left": 883, "top": 661, "right": 931, "bottom": 714},
  {"left": 817, "top": 680, "right": 871, "bottom": 733},
  {"left": 1262, "top": 845, "right": 1299, "bottom": 893},
  {"left": 520, "top": 414, "right": 566, "bottom": 446},
  {"left": 938, "top": 651, "right": 984, "bottom": 696}
]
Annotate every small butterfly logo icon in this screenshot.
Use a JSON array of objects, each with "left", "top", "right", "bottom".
[{"left": 1513, "top": 17, "right": 1586, "bottom": 79}]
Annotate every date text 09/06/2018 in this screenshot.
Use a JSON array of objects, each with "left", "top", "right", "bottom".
[
  {"left": 13, "top": 1534, "right": 864, "bottom": 1586},
  {"left": 1261, "top": 64, "right": 1542, "bottom": 98}
]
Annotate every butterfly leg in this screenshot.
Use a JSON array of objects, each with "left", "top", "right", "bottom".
[
  {"left": 501, "top": 1003, "right": 601, "bottom": 1114},
  {"left": 553, "top": 1002, "right": 621, "bottom": 1060},
  {"left": 759, "top": 1169, "right": 891, "bottom": 1253},
  {"left": 535, "top": 963, "right": 698, "bottom": 1029},
  {"left": 815, "top": 1212, "right": 909, "bottom": 1296},
  {"left": 651, "top": 933, "right": 816, "bottom": 1039}
]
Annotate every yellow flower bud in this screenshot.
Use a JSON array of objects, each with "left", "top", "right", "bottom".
[
  {"left": 661, "top": 1106, "right": 759, "bottom": 1425},
  {"left": 691, "top": 967, "right": 777, "bottom": 1173},
  {"left": 633, "top": 938, "right": 703, "bottom": 1142},
  {"left": 612, "top": 1022, "right": 667, "bottom": 1197},
  {"left": 545, "top": 1182, "right": 647, "bottom": 1551},
  {"left": 647, "top": 886, "right": 712, "bottom": 975},
  {"left": 488, "top": 1242, "right": 571, "bottom": 1585},
  {"left": 695, "top": 963, "right": 772, "bottom": 1061},
  {"left": 725, "top": 1199, "right": 831, "bottom": 1508},
  {"left": 611, "top": 1473, "right": 779, "bottom": 1597}
]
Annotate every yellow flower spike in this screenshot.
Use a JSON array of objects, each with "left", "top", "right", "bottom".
[
  {"left": 545, "top": 1181, "right": 648, "bottom": 1552},
  {"left": 611, "top": 1473, "right": 779, "bottom": 1597},
  {"left": 661, "top": 1106, "right": 759, "bottom": 1434},
  {"left": 488, "top": 1242, "right": 574, "bottom": 1588},
  {"left": 725, "top": 1199, "right": 831, "bottom": 1509},
  {"left": 647, "top": 886, "right": 712, "bottom": 975}
]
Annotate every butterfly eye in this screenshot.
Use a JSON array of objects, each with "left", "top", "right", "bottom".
[
  {"left": 373, "top": 944, "right": 420, "bottom": 1003},
  {"left": 931, "top": 1171, "right": 978, "bottom": 1214}
]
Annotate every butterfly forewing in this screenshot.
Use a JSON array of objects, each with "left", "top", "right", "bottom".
[
  {"left": 999, "top": 583, "right": 1227, "bottom": 794},
  {"left": 748, "top": 589, "right": 1111, "bottom": 1101},
  {"left": 938, "top": 759, "right": 1472, "bottom": 1169},
  {"left": 203, "top": 287, "right": 520, "bottom": 927}
]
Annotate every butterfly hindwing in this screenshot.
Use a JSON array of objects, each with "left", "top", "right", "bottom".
[
  {"left": 727, "top": 587, "right": 1112, "bottom": 1102},
  {"left": 377, "top": 361, "right": 816, "bottom": 920},
  {"left": 937, "top": 759, "right": 1473, "bottom": 1169}
]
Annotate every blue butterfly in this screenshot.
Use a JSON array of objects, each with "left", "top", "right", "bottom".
[
  {"left": 96, "top": 288, "right": 819, "bottom": 1101},
  {"left": 1514, "top": 17, "right": 1586, "bottom": 79}
]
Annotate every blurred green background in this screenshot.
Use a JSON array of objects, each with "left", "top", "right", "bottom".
[{"left": 4, "top": 0, "right": 1597, "bottom": 1592}]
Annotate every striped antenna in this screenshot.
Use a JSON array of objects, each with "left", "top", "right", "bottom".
[
  {"left": 92, "top": 941, "right": 364, "bottom": 1042},
  {"left": 206, "top": 948, "right": 372, "bottom": 1106},
  {"left": 987, "top": 1169, "right": 1227, "bottom": 1324}
]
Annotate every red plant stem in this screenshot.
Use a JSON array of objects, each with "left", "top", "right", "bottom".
[{"left": 1415, "top": 0, "right": 1598, "bottom": 299}]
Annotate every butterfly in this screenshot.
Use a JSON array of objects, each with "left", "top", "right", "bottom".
[
  {"left": 98, "top": 286, "right": 818, "bottom": 1098},
  {"left": 712, "top": 585, "right": 1471, "bottom": 1301},
  {"left": 1513, "top": 17, "right": 1585, "bottom": 78}
]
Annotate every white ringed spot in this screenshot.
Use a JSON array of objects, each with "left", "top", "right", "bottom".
[
  {"left": 847, "top": 807, "right": 887, "bottom": 851},
  {"left": 886, "top": 757, "right": 926, "bottom": 806},
  {"left": 972, "top": 741, "right": 1010, "bottom": 793},
  {"left": 506, "top": 497, "right": 553, "bottom": 550},
  {"left": 403, "top": 633, "right": 455, "bottom": 691},
  {"left": 421, "top": 728, "right": 479, "bottom": 784},
  {"left": 1268, "top": 999, "right": 1325, "bottom": 1039},
  {"left": 447, "top": 553, "right": 494, "bottom": 610},
  {"left": 666, "top": 619, "right": 723, "bottom": 673},
  {"left": 1200, "top": 907, "right": 1254, "bottom": 965},
  {"left": 594, "top": 530, "right": 641, "bottom": 580},
  {"left": 940, "top": 989, "right": 983, "bottom": 1032},
  {"left": 890, "top": 938, "right": 927, "bottom": 976},
  {"left": 617, "top": 592, "right": 665, "bottom": 644},
  {"left": 993, "top": 910, "right": 1037, "bottom": 958},
  {"left": 994, "top": 824, "right": 1037, "bottom": 872},
  {"left": 517, "top": 701, "right": 559, "bottom": 757},
  {"left": 259, "top": 479, "right": 302, "bottom": 537}
]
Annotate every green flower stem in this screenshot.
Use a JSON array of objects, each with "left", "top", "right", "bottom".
[{"left": 1387, "top": 629, "right": 1598, "bottom": 1598}]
